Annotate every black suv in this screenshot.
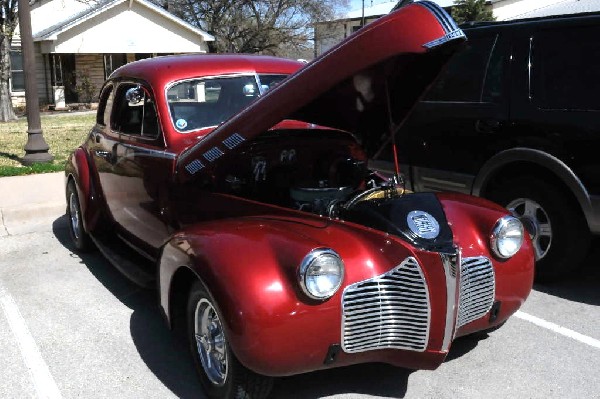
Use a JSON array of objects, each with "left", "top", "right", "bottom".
[{"left": 392, "top": 12, "right": 600, "bottom": 280}]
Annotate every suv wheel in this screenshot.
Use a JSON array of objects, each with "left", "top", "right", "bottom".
[{"left": 488, "top": 177, "right": 590, "bottom": 281}]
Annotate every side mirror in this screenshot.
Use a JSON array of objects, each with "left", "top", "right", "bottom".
[
  {"left": 126, "top": 86, "right": 144, "bottom": 105},
  {"left": 243, "top": 83, "right": 257, "bottom": 97}
]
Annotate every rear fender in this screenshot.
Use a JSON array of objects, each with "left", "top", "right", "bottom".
[{"left": 65, "top": 147, "right": 103, "bottom": 232}]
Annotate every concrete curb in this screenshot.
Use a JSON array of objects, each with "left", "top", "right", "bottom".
[
  {"left": 1, "top": 201, "right": 66, "bottom": 236},
  {"left": 0, "top": 172, "right": 65, "bottom": 236}
]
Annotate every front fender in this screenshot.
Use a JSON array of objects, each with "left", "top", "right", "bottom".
[
  {"left": 436, "top": 192, "right": 535, "bottom": 336},
  {"left": 159, "top": 216, "right": 437, "bottom": 376},
  {"left": 159, "top": 218, "right": 344, "bottom": 376}
]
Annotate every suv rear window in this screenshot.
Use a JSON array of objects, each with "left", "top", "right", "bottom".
[
  {"left": 534, "top": 25, "right": 600, "bottom": 111},
  {"left": 425, "top": 34, "right": 501, "bottom": 102}
]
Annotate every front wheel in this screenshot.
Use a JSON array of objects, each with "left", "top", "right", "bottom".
[
  {"left": 488, "top": 177, "right": 590, "bottom": 281},
  {"left": 187, "top": 281, "right": 273, "bottom": 399}
]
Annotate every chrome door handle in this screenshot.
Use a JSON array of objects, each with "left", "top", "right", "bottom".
[{"left": 94, "top": 150, "right": 112, "bottom": 162}]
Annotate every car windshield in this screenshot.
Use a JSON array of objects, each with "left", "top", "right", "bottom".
[{"left": 167, "top": 74, "right": 288, "bottom": 132}]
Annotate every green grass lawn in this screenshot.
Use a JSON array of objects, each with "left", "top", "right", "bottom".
[{"left": 0, "top": 113, "right": 94, "bottom": 177}]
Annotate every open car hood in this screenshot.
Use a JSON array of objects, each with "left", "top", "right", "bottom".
[{"left": 177, "top": 1, "right": 466, "bottom": 180}]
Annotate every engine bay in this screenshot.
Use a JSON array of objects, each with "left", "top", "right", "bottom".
[
  {"left": 215, "top": 128, "right": 406, "bottom": 218},
  {"left": 210, "top": 128, "right": 456, "bottom": 251}
]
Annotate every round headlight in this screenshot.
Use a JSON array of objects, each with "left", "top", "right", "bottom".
[
  {"left": 491, "top": 216, "right": 524, "bottom": 259},
  {"left": 298, "top": 248, "right": 344, "bottom": 300}
]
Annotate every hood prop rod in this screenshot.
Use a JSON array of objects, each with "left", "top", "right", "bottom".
[{"left": 384, "top": 79, "right": 405, "bottom": 195}]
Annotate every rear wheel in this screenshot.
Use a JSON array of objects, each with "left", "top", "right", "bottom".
[
  {"left": 487, "top": 177, "right": 590, "bottom": 281},
  {"left": 66, "top": 180, "right": 92, "bottom": 252},
  {"left": 187, "top": 281, "right": 273, "bottom": 399}
]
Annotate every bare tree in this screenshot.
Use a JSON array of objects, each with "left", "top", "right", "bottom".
[
  {"left": 0, "top": 0, "right": 18, "bottom": 121},
  {"left": 163, "top": 0, "right": 347, "bottom": 56},
  {"left": 451, "top": 0, "right": 494, "bottom": 24}
]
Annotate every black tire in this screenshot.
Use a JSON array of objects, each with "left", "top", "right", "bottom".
[
  {"left": 66, "top": 180, "right": 93, "bottom": 252},
  {"left": 487, "top": 176, "right": 590, "bottom": 281},
  {"left": 187, "top": 281, "right": 273, "bottom": 399}
]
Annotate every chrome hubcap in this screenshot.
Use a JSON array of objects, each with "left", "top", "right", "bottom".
[
  {"left": 194, "top": 299, "right": 228, "bottom": 386},
  {"left": 69, "top": 192, "right": 81, "bottom": 240},
  {"left": 507, "top": 198, "right": 551, "bottom": 261}
]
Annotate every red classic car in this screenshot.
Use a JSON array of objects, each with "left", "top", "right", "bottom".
[{"left": 65, "top": 1, "right": 534, "bottom": 398}]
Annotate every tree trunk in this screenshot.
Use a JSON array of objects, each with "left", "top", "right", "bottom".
[{"left": 0, "top": 35, "right": 17, "bottom": 122}]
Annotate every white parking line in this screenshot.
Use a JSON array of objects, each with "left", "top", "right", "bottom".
[
  {"left": 0, "top": 291, "right": 62, "bottom": 399},
  {"left": 515, "top": 310, "right": 600, "bottom": 350}
]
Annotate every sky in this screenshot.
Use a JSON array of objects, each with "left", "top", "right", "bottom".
[
  {"left": 348, "top": 0, "right": 393, "bottom": 11},
  {"left": 348, "top": 0, "right": 456, "bottom": 12}
]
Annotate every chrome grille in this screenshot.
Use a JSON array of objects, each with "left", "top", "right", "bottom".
[
  {"left": 341, "top": 257, "right": 430, "bottom": 353},
  {"left": 457, "top": 256, "right": 495, "bottom": 328}
]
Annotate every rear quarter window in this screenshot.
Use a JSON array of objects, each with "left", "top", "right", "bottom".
[{"left": 533, "top": 24, "right": 600, "bottom": 111}]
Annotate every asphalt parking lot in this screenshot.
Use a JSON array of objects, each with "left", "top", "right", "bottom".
[{"left": 0, "top": 216, "right": 598, "bottom": 399}]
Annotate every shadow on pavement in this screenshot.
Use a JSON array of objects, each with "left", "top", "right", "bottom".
[
  {"left": 52, "top": 216, "right": 203, "bottom": 398},
  {"left": 272, "top": 363, "right": 411, "bottom": 398},
  {"left": 533, "top": 237, "right": 600, "bottom": 306}
]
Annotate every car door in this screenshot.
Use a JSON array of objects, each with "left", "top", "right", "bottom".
[
  {"left": 395, "top": 29, "right": 511, "bottom": 193},
  {"left": 100, "top": 81, "right": 175, "bottom": 259}
]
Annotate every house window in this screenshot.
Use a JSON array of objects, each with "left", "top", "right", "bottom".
[
  {"left": 134, "top": 53, "right": 152, "bottom": 61},
  {"left": 103, "top": 54, "right": 127, "bottom": 79},
  {"left": 50, "top": 54, "right": 64, "bottom": 86},
  {"left": 10, "top": 48, "right": 24, "bottom": 91}
]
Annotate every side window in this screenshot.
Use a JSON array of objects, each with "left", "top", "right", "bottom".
[
  {"left": 425, "top": 34, "right": 499, "bottom": 102},
  {"left": 96, "top": 84, "right": 113, "bottom": 126},
  {"left": 111, "top": 83, "right": 160, "bottom": 138},
  {"left": 534, "top": 25, "right": 600, "bottom": 111}
]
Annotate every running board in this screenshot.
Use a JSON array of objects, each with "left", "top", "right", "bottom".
[{"left": 90, "top": 234, "right": 155, "bottom": 289}]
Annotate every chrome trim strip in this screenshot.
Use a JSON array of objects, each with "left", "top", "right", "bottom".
[
  {"left": 222, "top": 133, "right": 246, "bottom": 149},
  {"left": 203, "top": 146, "right": 225, "bottom": 162},
  {"left": 185, "top": 159, "right": 205, "bottom": 174},
  {"left": 413, "top": 166, "right": 474, "bottom": 194},
  {"left": 415, "top": 1, "right": 465, "bottom": 49},
  {"left": 118, "top": 143, "right": 177, "bottom": 160},
  {"left": 423, "top": 29, "right": 467, "bottom": 49},
  {"left": 528, "top": 37, "right": 533, "bottom": 101},
  {"left": 417, "top": 1, "right": 454, "bottom": 33},
  {"left": 440, "top": 248, "right": 460, "bottom": 352},
  {"left": 422, "top": 176, "right": 468, "bottom": 189}
]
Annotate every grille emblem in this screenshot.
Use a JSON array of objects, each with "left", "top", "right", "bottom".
[{"left": 407, "top": 211, "right": 440, "bottom": 239}]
